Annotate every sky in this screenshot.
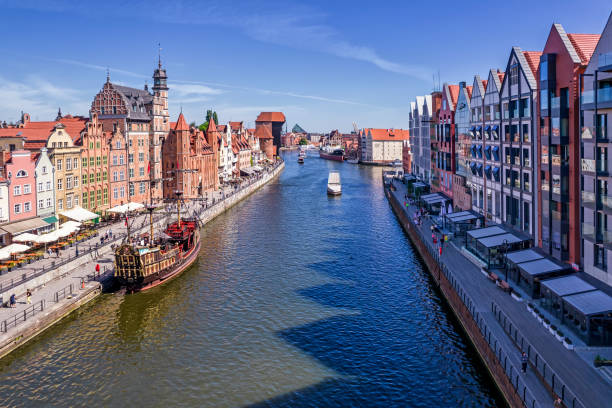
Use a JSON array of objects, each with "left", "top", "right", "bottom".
[{"left": 0, "top": 0, "right": 610, "bottom": 133}]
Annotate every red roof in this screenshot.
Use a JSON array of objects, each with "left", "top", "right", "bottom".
[
  {"left": 229, "top": 121, "right": 242, "bottom": 131},
  {"left": 207, "top": 117, "right": 217, "bottom": 134},
  {"left": 174, "top": 113, "right": 189, "bottom": 131},
  {"left": 367, "top": 128, "right": 409, "bottom": 141},
  {"left": 523, "top": 51, "right": 543, "bottom": 77},
  {"left": 482, "top": 80, "right": 488, "bottom": 89},
  {"left": 255, "top": 112, "right": 286, "bottom": 123},
  {"left": 567, "top": 33, "right": 601, "bottom": 65},
  {"left": 0, "top": 116, "right": 87, "bottom": 148},
  {"left": 466, "top": 85, "right": 473, "bottom": 99},
  {"left": 448, "top": 85, "right": 460, "bottom": 106},
  {"left": 217, "top": 124, "right": 227, "bottom": 132},
  {"left": 497, "top": 71, "right": 505, "bottom": 84}
]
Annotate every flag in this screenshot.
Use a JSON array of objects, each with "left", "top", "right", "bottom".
[
  {"left": 147, "top": 162, "right": 151, "bottom": 174},
  {"left": 125, "top": 214, "right": 128, "bottom": 227}
]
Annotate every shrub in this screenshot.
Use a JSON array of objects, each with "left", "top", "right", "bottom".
[
  {"left": 528, "top": 302, "right": 534, "bottom": 309},
  {"left": 564, "top": 337, "right": 572, "bottom": 345},
  {"left": 551, "top": 325, "right": 557, "bottom": 331},
  {"left": 544, "top": 318, "right": 550, "bottom": 325},
  {"left": 557, "top": 329, "right": 564, "bottom": 337},
  {"left": 534, "top": 308, "right": 540, "bottom": 315}
]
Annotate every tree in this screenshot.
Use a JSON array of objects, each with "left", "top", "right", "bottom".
[
  {"left": 299, "top": 138, "right": 308, "bottom": 145},
  {"left": 199, "top": 109, "right": 219, "bottom": 132}
]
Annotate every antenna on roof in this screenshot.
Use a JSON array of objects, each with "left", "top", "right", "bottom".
[
  {"left": 158, "top": 42, "right": 162, "bottom": 69},
  {"left": 106, "top": 67, "right": 110, "bottom": 83}
]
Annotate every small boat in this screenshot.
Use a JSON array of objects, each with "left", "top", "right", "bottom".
[
  {"left": 346, "top": 158, "right": 359, "bottom": 164},
  {"left": 390, "top": 159, "right": 403, "bottom": 167},
  {"left": 327, "top": 171, "right": 342, "bottom": 196},
  {"left": 298, "top": 155, "right": 304, "bottom": 164}
]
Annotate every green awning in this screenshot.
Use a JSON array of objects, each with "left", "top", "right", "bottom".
[{"left": 43, "top": 216, "right": 58, "bottom": 224}]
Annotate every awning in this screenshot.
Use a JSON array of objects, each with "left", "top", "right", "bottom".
[
  {"left": 492, "top": 125, "right": 499, "bottom": 131},
  {"left": 493, "top": 167, "right": 500, "bottom": 174},
  {"left": 541, "top": 275, "right": 596, "bottom": 297},
  {"left": 60, "top": 206, "right": 99, "bottom": 222},
  {"left": 518, "top": 258, "right": 566, "bottom": 277},
  {"left": 13, "top": 233, "right": 42, "bottom": 243},
  {"left": 0, "top": 217, "right": 50, "bottom": 235},
  {"left": 506, "top": 249, "right": 543, "bottom": 265},
  {"left": 446, "top": 211, "right": 472, "bottom": 219},
  {"left": 485, "top": 125, "right": 491, "bottom": 131},
  {"left": 467, "top": 226, "right": 506, "bottom": 239},
  {"left": 413, "top": 182, "right": 427, "bottom": 188},
  {"left": 476, "top": 126, "right": 482, "bottom": 131},
  {"left": 563, "top": 290, "right": 612, "bottom": 317},
  {"left": 476, "top": 163, "right": 483, "bottom": 171},
  {"left": 449, "top": 214, "right": 478, "bottom": 222},
  {"left": 478, "top": 232, "right": 524, "bottom": 248},
  {"left": 43, "top": 215, "right": 58, "bottom": 224},
  {"left": 470, "top": 126, "right": 476, "bottom": 131},
  {"left": 108, "top": 203, "right": 145, "bottom": 214},
  {"left": 240, "top": 167, "right": 255, "bottom": 176},
  {"left": 484, "top": 165, "right": 492, "bottom": 176}
]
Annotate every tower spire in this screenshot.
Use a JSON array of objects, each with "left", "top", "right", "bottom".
[
  {"left": 106, "top": 67, "right": 110, "bottom": 83},
  {"left": 158, "top": 43, "right": 162, "bottom": 69}
]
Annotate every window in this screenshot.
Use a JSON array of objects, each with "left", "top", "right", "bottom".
[
  {"left": 16, "top": 170, "right": 27, "bottom": 177},
  {"left": 67, "top": 195, "right": 72, "bottom": 209},
  {"left": 103, "top": 188, "right": 108, "bottom": 204},
  {"left": 97, "top": 190, "right": 102, "bottom": 205},
  {"left": 113, "top": 171, "right": 118, "bottom": 182},
  {"left": 139, "top": 182, "right": 145, "bottom": 194},
  {"left": 103, "top": 171, "right": 107, "bottom": 181},
  {"left": 13, "top": 185, "right": 21, "bottom": 196},
  {"left": 74, "top": 196, "right": 78, "bottom": 207},
  {"left": 113, "top": 187, "right": 118, "bottom": 199},
  {"left": 89, "top": 142, "right": 94, "bottom": 149},
  {"left": 23, "top": 202, "right": 30, "bottom": 212},
  {"left": 96, "top": 156, "right": 101, "bottom": 166},
  {"left": 37, "top": 182, "right": 43, "bottom": 192},
  {"left": 96, "top": 172, "right": 101, "bottom": 182},
  {"left": 46, "top": 181, "right": 51, "bottom": 190},
  {"left": 56, "top": 159, "right": 62, "bottom": 170},
  {"left": 128, "top": 154, "right": 134, "bottom": 164},
  {"left": 113, "top": 155, "right": 118, "bottom": 165},
  {"left": 540, "top": 89, "right": 548, "bottom": 111},
  {"left": 120, "top": 170, "right": 125, "bottom": 181},
  {"left": 96, "top": 141, "right": 100, "bottom": 148},
  {"left": 46, "top": 198, "right": 51, "bottom": 208},
  {"left": 129, "top": 183, "right": 134, "bottom": 196},
  {"left": 82, "top": 192, "right": 88, "bottom": 208},
  {"left": 82, "top": 174, "right": 87, "bottom": 185},
  {"left": 540, "top": 60, "right": 548, "bottom": 82},
  {"left": 90, "top": 173, "right": 94, "bottom": 183},
  {"left": 14, "top": 204, "right": 21, "bottom": 214},
  {"left": 72, "top": 158, "right": 78, "bottom": 169},
  {"left": 116, "top": 140, "right": 121, "bottom": 149},
  {"left": 139, "top": 152, "right": 144, "bottom": 162},
  {"left": 119, "top": 155, "right": 124, "bottom": 165},
  {"left": 58, "top": 199, "right": 63, "bottom": 210},
  {"left": 120, "top": 186, "right": 125, "bottom": 198},
  {"left": 42, "top": 166, "right": 47, "bottom": 174},
  {"left": 129, "top": 168, "right": 134, "bottom": 178},
  {"left": 509, "top": 64, "right": 519, "bottom": 86},
  {"left": 83, "top": 158, "right": 88, "bottom": 168},
  {"left": 90, "top": 157, "right": 94, "bottom": 166},
  {"left": 523, "top": 172, "right": 530, "bottom": 191},
  {"left": 524, "top": 202, "right": 530, "bottom": 232},
  {"left": 24, "top": 184, "right": 31, "bottom": 194},
  {"left": 103, "top": 156, "right": 107, "bottom": 165},
  {"left": 66, "top": 158, "right": 72, "bottom": 170},
  {"left": 57, "top": 179, "right": 63, "bottom": 190},
  {"left": 595, "top": 244, "right": 607, "bottom": 269},
  {"left": 74, "top": 177, "right": 79, "bottom": 188},
  {"left": 66, "top": 176, "right": 72, "bottom": 189},
  {"left": 139, "top": 167, "right": 145, "bottom": 177}
]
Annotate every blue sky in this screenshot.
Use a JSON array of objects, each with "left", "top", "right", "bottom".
[{"left": 0, "top": 0, "right": 610, "bottom": 132}]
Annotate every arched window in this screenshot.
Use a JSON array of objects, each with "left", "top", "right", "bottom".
[{"left": 16, "top": 170, "right": 27, "bottom": 178}]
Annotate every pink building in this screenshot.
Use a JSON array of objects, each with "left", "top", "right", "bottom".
[{"left": 2, "top": 150, "right": 37, "bottom": 222}]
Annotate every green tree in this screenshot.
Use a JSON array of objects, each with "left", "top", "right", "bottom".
[
  {"left": 198, "top": 109, "right": 219, "bottom": 132},
  {"left": 299, "top": 138, "right": 308, "bottom": 145}
]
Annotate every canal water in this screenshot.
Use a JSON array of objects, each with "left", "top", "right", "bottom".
[{"left": 0, "top": 151, "right": 504, "bottom": 407}]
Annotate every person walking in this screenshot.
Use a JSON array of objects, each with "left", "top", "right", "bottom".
[
  {"left": 9, "top": 293, "right": 16, "bottom": 308},
  {"left": 439, "top": 246, "right": 443, "bottom": 256},
  {"left": 521, "top": 352, "right": 528, "bottom": 373},
  {"left": 553, "top": 397, "right": 562, "bottom": 408},
  {"left": 26, "top": 289, "right": 32, "bottom": 304},
  {"left": 95, "top": 263, "right": 100, "bottom": 277}
]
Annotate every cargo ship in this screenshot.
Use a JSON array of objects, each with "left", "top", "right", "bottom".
[
  {"left": 319, "top": 146, "right": 344, "bottom": 162},
  {"left": 114, "top": 195, "right": 201, "bottom": 293}
]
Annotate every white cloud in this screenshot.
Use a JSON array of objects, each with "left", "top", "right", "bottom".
[{"left": 170, "top": 83, "right": 223, "bottom": 96}]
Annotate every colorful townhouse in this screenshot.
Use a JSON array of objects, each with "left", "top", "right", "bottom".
[
  {"left": 580, "top": 13, "right": 612, "bottom": 285},
  {"left": 78, "top": 113, "right": 109, "bottom": 212},
  {"left": 468, "top": 75, "right": 486, "bottom": 215},
  {"left": 46, "top": 124, "right": 83, "bottom": 212},
  {"left": 538, "top": 23, "right": 599, "bottom": 266},
  {"left": 4, "top": 150, "right": 37, "bottom": 222},
  {"left": 453, "top": 81, "right": 473, "bottom": 211},
  {"left": 34, "top": 147, "right": 55, "bottom": 230},
  {"left": 433, "top": 83, "right": 459, "bottom": 198},
  {"left": 108, "top": 127, "right": 128, "bottom": 208}
]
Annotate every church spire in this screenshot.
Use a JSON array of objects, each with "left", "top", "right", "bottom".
[{"left": 158, "top": 43, "right": 162, "bottom": 69}]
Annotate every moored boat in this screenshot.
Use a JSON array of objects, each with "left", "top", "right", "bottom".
[
  {"left": 319, "top": 146, "right": 344, "bottom": 162},
  {"left": 327, "top": 171, "right": 342, "bottom": 195},
  {"left": 114, "top": 198, "right": 201, "bottom": 293}
]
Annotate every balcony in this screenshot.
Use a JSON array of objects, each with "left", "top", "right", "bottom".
[
  {"left": 599, "top": 195, "right": 612, "bottom": 212},
  {"left": 582, "top": 222, "right": 596, "bottom": 241},
  {"left": 599, "top": 52, "right": 612, "bottom": 71},
  {"left": 581, "top": 87, "right": 612, "bottom": 106}
]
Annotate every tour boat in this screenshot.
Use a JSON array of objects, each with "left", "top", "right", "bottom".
[
  {"left": 327, "top": 171, "right": 342, "bottom": 196},
  {"left": 114, "top": 198, "right": 201, "bottom": 293},
  {"left": 319, "top": 146, "right": 344, "bottom": 162}
]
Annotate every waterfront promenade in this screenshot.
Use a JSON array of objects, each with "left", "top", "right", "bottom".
[
  {"left": 0, "top": 161, "right": 284, "bottom": 359},
  {"left": 387, "top": 180, "right": 612, "bottom": 408}
]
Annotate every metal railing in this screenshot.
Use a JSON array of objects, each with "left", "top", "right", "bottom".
[
  {"left": 54, "top": 283, "right": 74, "bottom": 302},
  {"left": 1, "top": 300, "right": 45, "bottom": 333},
  {"left": 492, "top": 302, "right": 586, "bottom": 408}
]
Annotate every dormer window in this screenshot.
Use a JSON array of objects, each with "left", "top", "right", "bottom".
[
  {"left": 42, "top": 166, "right": 47, "bottom": 174},
  {"left": 16, "top": 170, "right": 27, "bottom": 177}
]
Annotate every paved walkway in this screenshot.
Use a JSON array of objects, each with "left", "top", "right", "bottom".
[{"left": 390, "top": 181, "right": 612, "bottom": 408}]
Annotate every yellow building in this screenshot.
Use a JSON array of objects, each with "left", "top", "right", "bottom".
[{"left": 46, "top": 123, "right": 83, "bottom": 212}]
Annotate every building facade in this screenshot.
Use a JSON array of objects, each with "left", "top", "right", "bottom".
[
  {"left": 108, "top": 127, "right": 128, "bottom": 208},
  {"left": 580, "top": 13, "right": 612, "bottom": 284},
  {"left": 539, "top": 24, "right": 599, "bottom": 265},
  {"left": 500, "top": 48, "right": 540, "bottom": 238},
  {"left": 79, "top": 113, "right": 109, "bottom": 212},
  {"left": 434, "top": 84, "right": 459, "bottom": 197},
  {"left": 46, "top": 124, "right": 82, "bottom": 212},
  {"left": 34, "top": 147, "right": 55, "bottom": 226},
  {"left": 453, "top": 82, "right": 473, "bottom": 210}
]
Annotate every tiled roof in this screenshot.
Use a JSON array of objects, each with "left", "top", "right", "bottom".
[
  {"left": 174, "top": 113, "right": 189, "bottom": 131},
  {"left": 567, "top": 33, "right": 601, "bottom": 65},
  {"left": 448, "top": 85, "right": 460, "bottom": 106},
  {"left": 229, "top": 121, "right": 242, "bottom": 131},
  {"left": 523, "top": 51, "right": 543, "bottom": 78},
  {"left": 367, "top": 128, "right": 409, "bottom": 141},
  {"left": 0, "top": 116, "right": 87, "bottom": 149},
  {"left": 256, "top": 112, "right": 286, "bottom": 123},
  {"left": 110, "top": 83, "right": 152, "bottom": 121},
  {"left": 466, "top": 85, "right": 473, "bottom": 99},
  {"left": 217, "top": 124, "right": 227, "bottom": 132}
]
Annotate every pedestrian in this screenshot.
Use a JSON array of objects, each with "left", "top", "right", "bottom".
[
  {"left": 95, "top": 263, "right": 100, "bottom": 276},
  {"left": 9, "top": 293, "right": 16, "bottom": 308},
  {"left": 553, "top": 397, "right": 562, "bottom": 408},
  {"left": 432, "top": 232, "right": 436, "bottom": 243},
  {"left": 26, "top": 289, "right": 32, "bottom": 304},
  {"left": 439, "top": 246, "right": 443, "bottom": 256},
  {"left": 521, "top": 352, "right": 528, "bottom": 373}
]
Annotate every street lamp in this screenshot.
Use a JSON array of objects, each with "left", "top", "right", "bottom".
[{"left": 502, "top": 239, "right": 509, "bottom": 281}]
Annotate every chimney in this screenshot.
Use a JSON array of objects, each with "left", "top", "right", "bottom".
[{"left": 459, "top": 81, "right": 466, "bottom": 89}]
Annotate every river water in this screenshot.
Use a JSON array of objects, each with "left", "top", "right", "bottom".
[{"left": 0, "top": 151, "right": 504, "bottom": 407}]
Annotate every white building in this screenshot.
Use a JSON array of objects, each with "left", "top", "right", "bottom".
[
  {"left": 410, "top": 95, "right": 433, "bottom": 182},
  {"left": 34, "top": 147, "right": 55, "bottom": 231},
  {"left": 361, "top": 128, "right": 409, "bottom": 163}
]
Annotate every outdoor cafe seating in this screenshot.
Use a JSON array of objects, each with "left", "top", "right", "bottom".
[
  {"left": 465, "top": 226, "right": 531, "bottom": 269},
  {"left": 443, "top": 210, "right": 483, "bottom": 237}
]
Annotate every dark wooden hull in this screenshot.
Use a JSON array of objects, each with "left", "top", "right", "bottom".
[
  {"left": 121, "top": 231, "right": 201, "bottom": 293},
  {"left": 319, "top": 151, "right": 344, "bottom": 161}
]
